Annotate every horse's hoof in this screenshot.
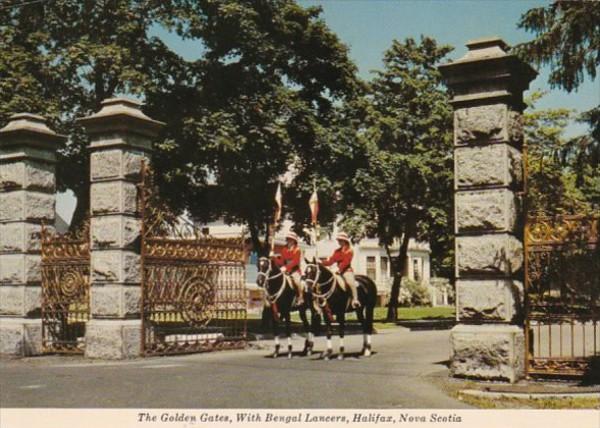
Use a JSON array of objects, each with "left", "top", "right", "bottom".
[
  {"left": 272, "top": 352, "right": 279, "bottom": 359},
  {"left": 363, "top": 348, "right": 372, "bottom": 357},
  {"left": 307, "top": 349, "right": 312, "bottom": 357},
  {"left": 337, "top": 354, "right": 344, "bottom": 361},
  {"left": 287, "top": 353, "right": 293, "bottom": 359}
]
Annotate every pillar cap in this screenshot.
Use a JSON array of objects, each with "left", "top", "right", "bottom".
[
  {"left": 78, "top": 97, "right": 165, "bottom": 139},
  {"left": 0, "top": 113, "right": 67, "bottom": 147},
  {"left": 438, "top": 36, "right": 537, "bottom": 110}
]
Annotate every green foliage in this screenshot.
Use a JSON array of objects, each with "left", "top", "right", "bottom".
[
  {"left": 142, "top": 1, "right": 361, "bottom": 254},
  {"left": 516, "top": 1, "right": 600, "bottom": 149},
  {"left": 0, "top": 0, "right": 186, "bottom": 226},
  {"left": 329, "top": 36, "right": 454, "bottom": 319},
  {"left": 524, "top": 91, "right": 595, "bottom": 215},
  {"left": 516, "top": 1, "right": 600, "bottom": 93},
  {"left": 1, "top": 1, "right": 360, "bottom": 246}
]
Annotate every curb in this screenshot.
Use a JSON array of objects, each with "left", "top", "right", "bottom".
[{"left": 459, "top": 388, "right": 600, "bottom": 400}]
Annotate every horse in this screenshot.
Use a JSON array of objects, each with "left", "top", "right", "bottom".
[
  {"left": 256, "top": 257, "right": 320, "bottom": 358},
  {"left": 304, "top": 259, "right": 377, "bottom": 360}
]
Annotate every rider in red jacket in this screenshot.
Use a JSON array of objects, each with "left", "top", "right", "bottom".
[
  {"left": 272, "top": 232, "right": 304, "bottom": 305},
  {"left": 322, "top": 232, "right": 360, "bottom": 308}
]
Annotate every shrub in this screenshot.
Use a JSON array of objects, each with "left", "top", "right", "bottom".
[{"left": 398, "top": 277, "right": 431, "bottom": 307}]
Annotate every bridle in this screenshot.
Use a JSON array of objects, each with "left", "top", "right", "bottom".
[
  {"left": 257, "top": 257, "right": 289, "bottom": 304},
  {"left": 305, "top": 263, "right": 336, "bottom": 306}
]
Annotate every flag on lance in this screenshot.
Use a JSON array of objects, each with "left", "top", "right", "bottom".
[
  {"left": 309, "top": 185, "right": 319, "bottom": 225},
  {"left": 274, "top": 182, "right": 282, "bottom": 222}
]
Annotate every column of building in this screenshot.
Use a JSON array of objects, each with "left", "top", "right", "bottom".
[
  {"left": 0, "top": 114, "right": 64, "bottom": 355},
  {"left": 78, "top": 98, "right": 163, "bottom": 359},
  {"left": 439, "top": 38, "right": 536, "bottom": 382}
]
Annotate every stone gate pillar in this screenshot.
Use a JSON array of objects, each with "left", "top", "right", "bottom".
[
  {"left": 0, "top": 114, "right": 64, "bottom": 355},
  {"left": 78, "top": 98, "right": 163, "bottom": 359},
  {"left": 439, "top": 38, "right": 537, "bottom": 382}
]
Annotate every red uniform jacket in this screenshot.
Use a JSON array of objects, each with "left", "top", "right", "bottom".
[
  {"left": 274, "top": 246, "right": 302, "bottom": 274},
  {"left": 322, "top": 246, "right": 353, "bottom": 273}
]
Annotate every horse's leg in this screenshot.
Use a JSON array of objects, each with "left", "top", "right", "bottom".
[
  {"left": 323, "top": 310, "right": 333, "bottom": 360},
  {"left": 298, "top": 306, "right": 311, "bottom": 356},
  {"left": 363, "top": 303, "right": 374, "bottom": 357},
  {"left": 356, "top": 306, "right": 367, "bottom": 356},
  {"left": 337, "top": 310, "right": 345, "bottom": 361},
  {"left": 272, "top": 311, "right": 280, "bottom": 358},
  {"left": 285, "top": 312, "right": 293, "bottom": 359}
]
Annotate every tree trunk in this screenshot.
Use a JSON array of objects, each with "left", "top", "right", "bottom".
[
  {"left": 386, "top": 216, "right": 415, "bottom": 321},
  {"left": 247, "top": 220, "right": 268, "bottom": 257}
]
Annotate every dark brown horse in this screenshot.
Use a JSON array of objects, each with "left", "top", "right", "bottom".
[
  {"left": 256, "top": 257, "right": 319, "bottom": 358},
  {"left": 304, "top": 259, "right": 377, "bottom": 360}
]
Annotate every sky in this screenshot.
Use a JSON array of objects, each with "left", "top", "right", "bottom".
[{"left": 56, "top": 0, "right": 599, "bottom": 223}]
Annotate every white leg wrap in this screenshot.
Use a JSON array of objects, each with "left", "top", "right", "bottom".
[
  {"left": 367, "top": 335, "right": 372, "bottom": 345},
  {"left": 275, "top": 337, "right": 280, "bottom": 346},
  {"left": 327, "top": 339, "right": 332, "bottom": 350},
  {"left": 339, "top": 338, "right": 344, "bottom": 349},
  {"left": 308, "top": 332, "right": 313, "bottom": 342},
  {"left": 287, "top": 337, "right": 292, "bottom": 346}
]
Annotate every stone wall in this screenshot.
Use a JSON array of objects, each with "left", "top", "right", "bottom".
[
  {"left": 439, "top": 37, "right": 536, "bottom": 382},
  {"left": 0, "top": 114, "right": 64, "bottom": 355}
]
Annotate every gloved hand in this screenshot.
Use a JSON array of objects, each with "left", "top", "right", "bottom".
[
  {"left": 281, "top": 266, "right": 287, "bottom": 273},
  {"left": 269, "top": 251, "right": 275, "bottom": 257}
]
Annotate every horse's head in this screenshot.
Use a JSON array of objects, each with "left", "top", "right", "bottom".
[
  {"left": 304, "top": 256, "right": 320, "bottom": 287},
  {"left": 256, "top": 257, "right": 272, "bottom": 288}
]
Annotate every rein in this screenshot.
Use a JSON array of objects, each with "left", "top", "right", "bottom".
[
  {"left": 305, "top": 263, "right": 337, "bottom": 307},
  {"left": 258, "top": 258, "right": 290, "bottom": 304}
]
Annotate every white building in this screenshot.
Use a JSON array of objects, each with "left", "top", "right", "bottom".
[{"left": 199, "top": 219, "right": 433, "bottom": 307}]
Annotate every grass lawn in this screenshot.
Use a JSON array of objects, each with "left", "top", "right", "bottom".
[
  {"left": 433, "top": 379, "right": 600, "bottom": 409},
  {"left": 247, "top": 305, "right": 455, "bottom": 333}
]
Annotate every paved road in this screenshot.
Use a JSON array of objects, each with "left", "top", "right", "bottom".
[{"left": 0, "top": 327, "right": 470, "bottom": 408}]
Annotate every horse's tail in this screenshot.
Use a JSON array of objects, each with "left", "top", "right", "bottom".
[
  {"left": 355, "top": 275, "right": 376, "bottom": 336},
  {"left": 355, "top": 274, "right": 377, "bottom": 308}
]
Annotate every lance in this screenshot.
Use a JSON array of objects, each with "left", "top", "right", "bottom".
[
  {"left": 309, "top": 182, "right": 319, "bottom": 259},
  {"left": 270, "top": 182, "right": 282, "bottom": 254}
]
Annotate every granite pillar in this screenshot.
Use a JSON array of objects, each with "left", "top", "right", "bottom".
[
  {"left": 439, "top": 37, "right": 537, "bottom": 382},
  {"left": 78, "top": 98, "right": 163, "bottom": 359},
  {"left": 0, "top": 114, "right": 64, "bottom": 355}
]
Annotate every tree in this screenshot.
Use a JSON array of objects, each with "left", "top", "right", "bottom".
[
  {"left": 0, "top": 0, "right": 186, "bottom": 228},
  {"left": 516, "top": 0, "right": 600, "bottom": 186},
  {"left": 516, "top": 0, "right": 600, "bottom": 93},
  {"left": 524, "top": 91, "right": 593, "bottom": 215},
  {"left": 336, "top": 37, "right": 454, "bottom": 321},
  {"left": 143, "top": 1, "right": 361, "bottom": 255},
  {"left": 1, "top": 0, "right": 360, "bottom": 249}
]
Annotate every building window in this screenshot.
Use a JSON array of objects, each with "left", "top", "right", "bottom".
[
  {"left": 413, "top": 258, "right": 421, "bottom": 282},
  {"left": 366, "top": 256, "right": 376, "bottom": 281},
  {"left": 380, "top": 256, "right": 389, "bottom": 280}
]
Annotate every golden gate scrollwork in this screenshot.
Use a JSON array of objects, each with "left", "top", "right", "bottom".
[
  {"left": 138, "top": 163, "right": 247, "bottom": 356},
  {"left": 41, "top": 220, "right": 91, "bottom": 354},
  {"left": 525, "top": 214, "right": 600, "bottom": 377}
]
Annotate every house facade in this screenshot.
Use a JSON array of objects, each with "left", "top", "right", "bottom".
[{"left": 199, "top": 219, "right": 434, "bottom": 308}]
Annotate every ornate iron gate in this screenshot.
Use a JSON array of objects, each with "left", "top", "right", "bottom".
[
  {"left": 525, "top": 214, "right": 599, "bottom": 377},
  {"left": 40, "top": 221, "right": 91, "bottom": 353},
  {"left": 138, "top": 164, "right": 247, "bottom": 356}
]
